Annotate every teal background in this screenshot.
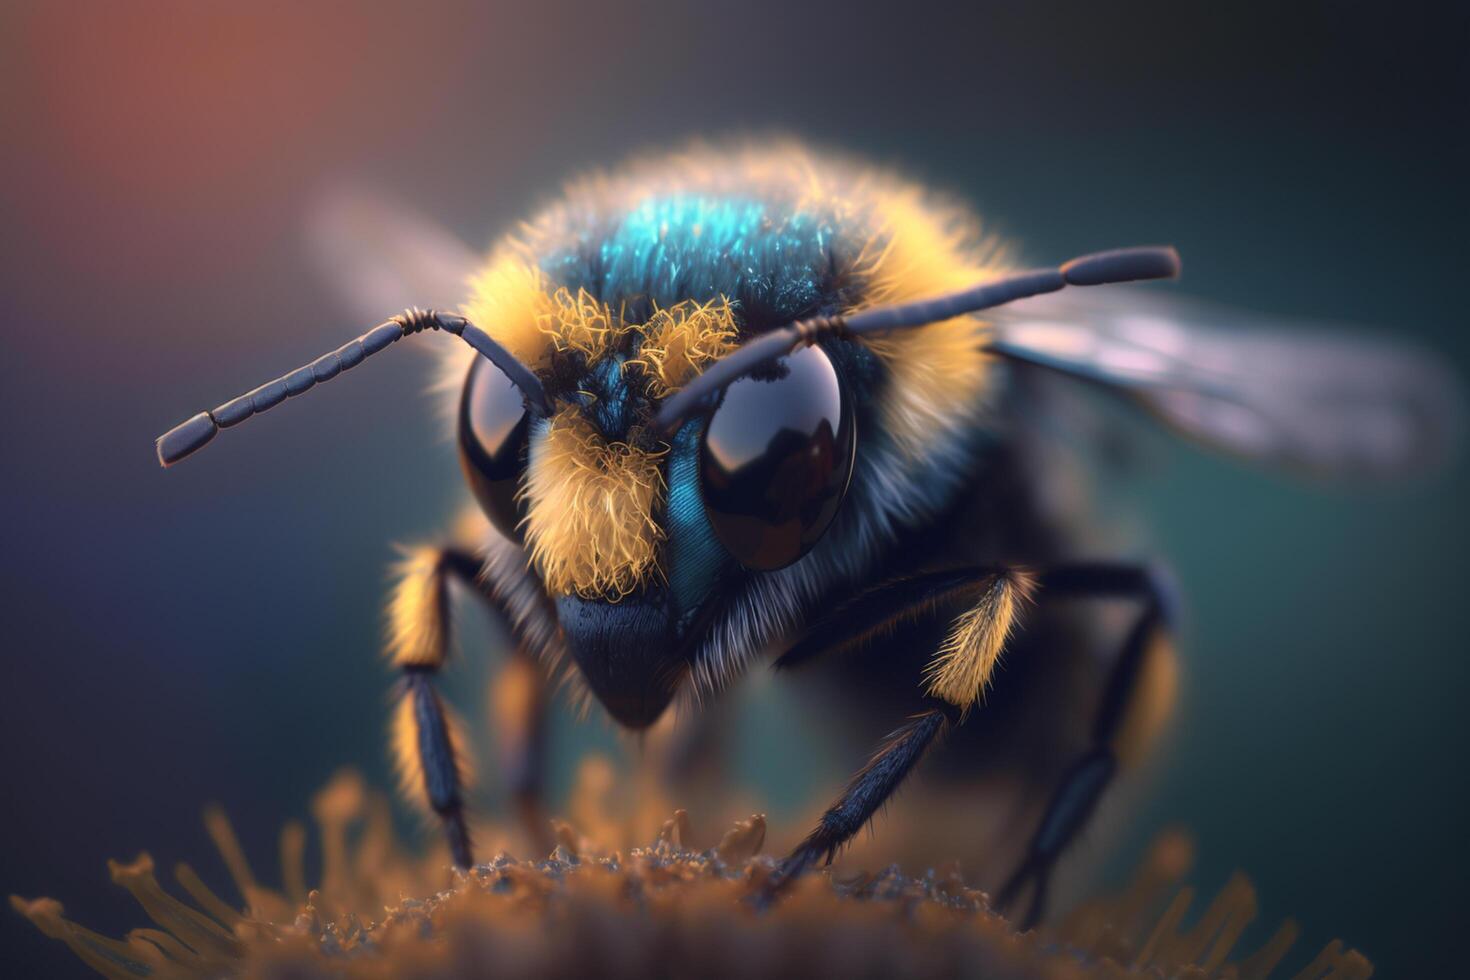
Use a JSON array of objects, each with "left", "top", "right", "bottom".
[{"left": 1, "top": 1, "right": 1464, "bottom": 975}]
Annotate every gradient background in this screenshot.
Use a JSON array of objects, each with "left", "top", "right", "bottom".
[{"left": 2, "top": 2, "right": 1465, "bottom": 976}]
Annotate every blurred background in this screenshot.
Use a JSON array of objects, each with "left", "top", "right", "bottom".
[{"left": 1, "top": 1, "right": 1465, "bottom": 976}]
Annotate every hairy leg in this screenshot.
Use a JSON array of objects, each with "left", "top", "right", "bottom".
[
  {"left": 763, "top": 568, "right": 1032, "bottom": 899},
  {"left": 772, "top": 707, "right": 954, "bottom": 890},
  {"left": 768, "top": 561, "right": 1171, "bottom": 920},
  {"left": 386, "top": 539, "right": 553, "bottom": 866}
]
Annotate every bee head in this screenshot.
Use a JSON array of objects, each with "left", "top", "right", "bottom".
[{"left": 455, "top": 266, "right": 858, "bottom": 725}]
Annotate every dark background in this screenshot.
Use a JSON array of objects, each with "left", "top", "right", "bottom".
[{"left": 2, "top": 2, "right": 1465, "bottom": 976}]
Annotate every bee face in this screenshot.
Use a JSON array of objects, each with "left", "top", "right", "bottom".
[
  {"left": 444, "top": 144, "right": 1005, "bottom": 726},
  {"left": 456, "top": 282, "right": 860, "bottom": 725}
]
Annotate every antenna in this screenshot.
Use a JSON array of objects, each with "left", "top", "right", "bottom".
[
  {"left": 155, "top": 309, "right": 550, "bottom": 466},
  {"left": 654, "top": 246, "right": 1181, "bottom": 436}
]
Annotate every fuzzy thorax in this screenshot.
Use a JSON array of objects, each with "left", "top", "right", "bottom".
[
  {"left": 853, "top": 186, "right": 1007, "bottom": 466},
  {"left": 522, "top": 407, "right": 667, "bottom": 599}
]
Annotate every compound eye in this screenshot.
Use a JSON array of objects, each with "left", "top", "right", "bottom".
[
  {"left": 458, "top": 358, "right": 530, "bottom": 541},
  {"left": 699, "top": 344, "right": 855, "bottom": 570}
]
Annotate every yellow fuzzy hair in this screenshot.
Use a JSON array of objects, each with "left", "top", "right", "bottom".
[
  {"left": 522, "top": 406, "right": 667, "bottom": 599},
  {"left": 462, "top": 257, "right": 624, "bottom": 369},
  {"left": 462, "top": 255, "right": 739, "bottom": 397},
  {"left": 852, "top": 186, "right": 1008, "bottom": 463},
  {"left": 923, "top": 570, "right": 1036, "bottom": 712},
  {"left": 624, "top": 296, "right": 740, "bottom": 396},
  {"left": 389, "top": 691, "right": 473, "bottom": 814},
  {"left": 384, "top": 547, "right": 450, "bottom": 668}
]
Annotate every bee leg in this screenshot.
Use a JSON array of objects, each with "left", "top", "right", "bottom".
[
  {"left": 386, "top": 545, "right": 480, "bottom": 867},
  {"left": 490, "top": 647, "right": 552, "bottom": 854},
  {"left": 759, "top": 705, "right": 954, "bottom": 902},
  {"left": 776, "top": 565, "right": 1021, "bottom": 671},
  {"left": 995, "top": 562, "right": 1172, "bottom": 930},
  {"left": 758, "top": 569, "right": 1032, "bottom": 903},
  {"left": 386, "top": 536, "right": 554, "bottom": 868},
  {"left": 394, "top": 668, "right": 474, "bottom": 868}
]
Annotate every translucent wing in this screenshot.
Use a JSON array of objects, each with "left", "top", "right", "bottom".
[
  {"left": 305, "top": 184, "right": 482, "bottom": 324},
  {"left": 990, "top": 288, "right": 1464, "bottom": 478}
]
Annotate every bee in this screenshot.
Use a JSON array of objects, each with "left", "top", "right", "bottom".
[{"left": 156, "top": 143, "right": 1459, "bottom": 925}]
